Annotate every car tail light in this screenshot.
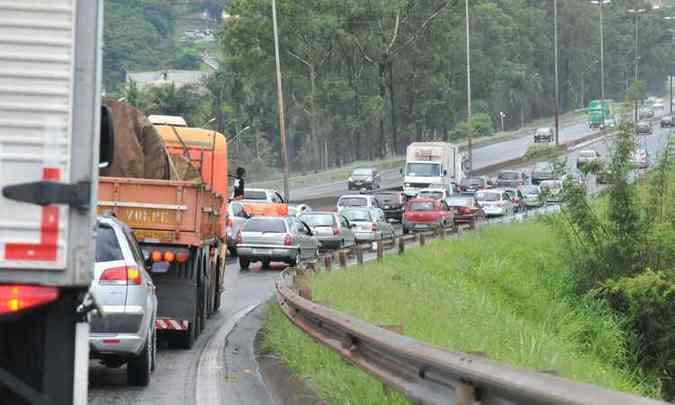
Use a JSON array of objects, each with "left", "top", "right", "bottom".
[
  {"left": 100, "top": 266, "right": 141, "bottom": 286},
  {"left": 371, "top": 223, "right": 379, "bottom": 232},
  {"left": 151, "top": 250, "right": 162, "bottom": 262},
  {"left": 284, "top": 234, "right": 293, "bottom": 246},
  {"left": 176, "top": 249, "right": 189, "bottom": 263},
  {"left": 235, "top": 231, "right": 242, "bottom": 245},
  {"left": 163, "top": 250, "right": 175, "bottom": 262},
  {"left": 0, "top": 285, "right": 59, "bottom": 315},
  {"left": 333, "top": 227, "right": 341, "bottom": 236}
]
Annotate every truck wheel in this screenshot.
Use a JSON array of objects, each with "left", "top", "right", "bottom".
[
  {"left": 239, "top": 257, "right": 250, "bottom": 270},
  {"left": 213, "top": 257, "right": 223, "bottom": 313},
  {"left": 179, "top": 316, "right": 196, "bottom": 350},
  {"left": 261, "top": 260, "right": 271, "bottom": 269},
  {"left": 127, "top": 329, "right": 152, "bottom": 386}
]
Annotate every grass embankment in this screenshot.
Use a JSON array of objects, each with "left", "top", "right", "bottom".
[{"left": 263, "top": 221, "right": 660, "bottom": 403}]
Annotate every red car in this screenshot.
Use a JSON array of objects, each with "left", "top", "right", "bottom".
[
  {"left": 402, "top": 198, "right": 454, "bottom": 234},
  {"left": 445, "top": 196, "right": 484, "bottom": 225}
]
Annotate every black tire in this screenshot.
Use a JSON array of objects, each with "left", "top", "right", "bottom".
[
  {"left": 239, "top": 257, "right": 250, "bottom": 270},
  {"left": 127, "top": 329, "right": 152, "bottom": 386},
  {"left": 150, "top": 327, "right": 157, "bottom": 371},
  {"left": 178, "top": 315, "right": 196, "bottom": 350},
  {"left": 213, "top": 257, "right": 222, "bottom": 313},
  {"left": 261, "top": 260, "right": 271, "bottom": 269},
  {"left": 228, "top": 246, "right": 237, "bottom": 257}
]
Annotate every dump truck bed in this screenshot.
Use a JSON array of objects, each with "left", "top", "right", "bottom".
[{"left": 97, "top": 177, "right": 222, "bottom": 246}]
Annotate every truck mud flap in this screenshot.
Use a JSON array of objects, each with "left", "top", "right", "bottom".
[{"left": 151, "top": 259, "right": 198, "bottom": 323}]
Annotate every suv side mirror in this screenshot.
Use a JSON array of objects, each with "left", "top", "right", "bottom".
[{"left": 99, "top": 105, "right": 115, "bottom": 168}]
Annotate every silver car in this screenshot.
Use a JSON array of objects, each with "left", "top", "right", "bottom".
[
  {"left": 475, "top": 189, "right": 514, "bottom": 217},
  {"left": 342, "top": 208, "right": 396, "bottom": 242},
  {"left": 90, "top": 216, "right": 158, "bottom": 386},
  {"left": 226, "top": 201, "right": 249, "bottom": 255},
  {"left": 519, "top": 185, "right": 543, "bottom": 208},
  {"left": 236, "top": 216, "right": 319, "bottom": 269},
  {"left": 300, "top": 211, "right": 356, "bottom": 250}
]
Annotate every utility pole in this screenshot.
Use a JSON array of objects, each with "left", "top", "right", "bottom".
[
  {"left": 554, "top": 0, "right": 560, "bottom": 146},
  {"left": 272, "top": 0, "right": 289, "bottom": 201},
  {"left": 465, "top": 0, "right": 472, "bottom": 176},
  {"left": 600, "top": 1, "right": 606, "bottom": 127}
]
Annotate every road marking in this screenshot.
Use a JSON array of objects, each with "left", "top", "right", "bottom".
[{"left": 195, "top": 302, "right": 260, "bottom": 405}]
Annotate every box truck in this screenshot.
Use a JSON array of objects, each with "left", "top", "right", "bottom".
[{"left": 402, "top": 142, "right": 465, "bottom": 196}]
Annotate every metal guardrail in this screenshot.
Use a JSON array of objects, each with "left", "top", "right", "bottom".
[{"left": 275, "top": 273, "right": 668, "bottom": 405}]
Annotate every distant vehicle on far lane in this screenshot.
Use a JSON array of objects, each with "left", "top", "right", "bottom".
[
  {"left": 348, "top": 167, "right": 381, "bottom": 190},
  {"left": 576, "top": 149, "right": 601, "bottom": 169},
  {"left": 637, "top": 121, "right": 653, "bottom": 135},
  {"left": 660, "top": 115, "right": 674, "bottom": 128},
  {"left": 236, "top": 216, "right": 319, "bottom": 269},
  {"left": 460, "top": 176, "right": 489, "bottom": 194},
  {"left": 533, "top": 127, "right": 554, "bottom": 143},
  {"left": 638, "top": 107, "right": 654, "bottom": 119},
  {"left": 475, "top": 189, "right": 514, "bottom": 217}
]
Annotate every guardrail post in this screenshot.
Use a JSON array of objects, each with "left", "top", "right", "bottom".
[
  {"left": 398, "top": 237, "right": 405, "bottom": 255},
  {"left": 439, "top": 226, "right": 447, "bottom": 240},
  {"left": 419, "top": 232, "right": 426, "bottom": 246},
  {"left": 324, "top": 255, "right": 333, "bottom": 272},
  {"left": 456, "top": 382, "right": 477, "bottom": 405},
  {"left": 356, "top": 244, "right": 364, "bottom": 265},
  {"left": 298, "top": 286, "right": 313, "bottom": 301},
  {"left": 338, "top": 250, "right": 347, "bottom": 267},
  {"left": 376, "top": 240, "right": 384, "bottom": 262}
]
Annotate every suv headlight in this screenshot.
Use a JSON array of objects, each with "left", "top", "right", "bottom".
[
  {"left": 405, "top": 183, "right": 411, "bottom": 187},
  {"left": 348, "top": 177, "right": 353, "bottom": 182}
]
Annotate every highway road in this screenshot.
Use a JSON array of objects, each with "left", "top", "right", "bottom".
[
  {"left": 88, "top": 113, "right": 672, "bottom": 404},
  {"left": 289, "top": 119, "right": 594, "bottom": 202}
]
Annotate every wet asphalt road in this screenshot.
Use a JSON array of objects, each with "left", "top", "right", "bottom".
[{"left": 87, "top": 114, "right": 672, "bottom": 405}]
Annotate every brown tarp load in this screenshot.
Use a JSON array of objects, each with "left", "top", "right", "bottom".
[{"left": 100, "top": 97, "right": 201, "bottom": 182}]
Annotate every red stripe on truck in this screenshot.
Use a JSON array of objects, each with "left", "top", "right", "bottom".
[{"left": 5, "top": 168, "right": 60, "bottom": 262}]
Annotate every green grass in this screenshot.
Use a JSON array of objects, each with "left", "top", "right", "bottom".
[{"left": 263, "top": 221, "right": 660, "bottom": 404}]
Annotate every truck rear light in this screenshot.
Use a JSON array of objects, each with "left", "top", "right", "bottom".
[
  {"left": 163, "top": 250, "right": 175, "bottom": 262},
  {"left": 176, "top": 250, "right": 189, "bottom": 263},
  {"left": 0, "top": 285, "right": 59, "bottom": 315},
  {"left": 151, "top": 250, "right": 162, "bottom": 262},
  {"left": 284, "top": 234, "right": 293, "bottom": 246}
]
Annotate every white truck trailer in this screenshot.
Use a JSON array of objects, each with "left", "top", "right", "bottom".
[
  {"left": 0, "top": 2, "right": 113, "bottom": 404},
  {"left": 402, "top": 142, "right": 465, "bottom": 196}
]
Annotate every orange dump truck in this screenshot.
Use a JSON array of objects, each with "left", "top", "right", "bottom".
[{"left": 97, "top": 115, "right": 228, "bottom": 349}]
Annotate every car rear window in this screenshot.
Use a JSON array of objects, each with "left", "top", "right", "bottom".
[
  {"left": 352, "top": 168, "right": 373, "bottom": 175},
  {"left": 300, "top": 214, "right": 335, "bottom": 226},
  {"left": 95, "top": 225, "right": 123, "bottom": 262},
  {"left": 243, "top": 190, "right": 268, "bottom": 200},
  {"left": 475, "top": 191, "right": 500, "bottom": 201},
  {"left": 497, "top": 171, "right": 519, "bottom": 180},
  {"left": 409, "top": 201, "right": 435, "bottom": 211},
  {"left": 536, "top": 128, "right": 550, "bottom": 135},
  {"left": 374, "top": 193, "right": 400, "bottom": 204},
  {"left": 243, "top": 218, "right": 287, "bottom": 233},
  {"left": 461, "top": 178, "right": 483, "bottom": 187},
  {"left": 521, "top": 186, "right": 540, "bottom": 194},
  {"left": 418, "top": 191, "right": 443, "bottom": 200},
  {"left": 343, "top": 209, "right": 372, "bottom": 222},
  {"left": 339, "top": 197, "right": 367, "bottom": 207},
  {"left": 446, "top": 198, "right": 472, "bottom": 207}
]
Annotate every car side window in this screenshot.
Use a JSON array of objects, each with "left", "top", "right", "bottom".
[
  {"left": 340, "top": 216, "right": 349, "bottom": 228},
  {"left": 272, "top": 192, "right": 284, "bottom": 203}
]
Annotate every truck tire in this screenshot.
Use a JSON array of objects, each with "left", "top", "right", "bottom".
[
  {"left": 178, "top": 315, "right": 196, "bottom": 350},
  {"left": 239, "top": 257, "right": 250, "bottom": 270},
  {"left": 261, "top": 260, "right": 271, "bottom": 269},
  {"left": 127, "top": 329, "right": 152, "bottom": 386}
]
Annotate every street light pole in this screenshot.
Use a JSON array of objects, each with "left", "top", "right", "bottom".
[
  {"left": 465, "top": 0, "right": 472, "bottom": 176},
  {"left": 591, "top": 0, "right": 610, "bottom": 127},
  {"left": 271, "top": 0, "right": 289, "bottom": 201},
  {"left": 554, "top": 0, "right": 560, "bottom": 146}
]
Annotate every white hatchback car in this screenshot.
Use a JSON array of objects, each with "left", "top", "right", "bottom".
[
  {"left": 474, "top": 189, "right": 514, "bottom": 217},
  {"left": 336, "top": 194, "right": 380, "bottom": 212}
]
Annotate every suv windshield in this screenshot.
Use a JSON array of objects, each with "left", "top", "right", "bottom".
[
  {"left": 339, "top": 197, "right": 367, "bottom": 207},
  {"left": 300, "top": 214, "right": 335, "bottom": 226},
  {"left": 95, "top": 225, "right": 123, "bottom": 262},
  {"left": 461, "top": 178, "right": 483, "bottom": 187},
  {"left": 406, "top": 163, "right": 440, "bottom": 177},
  {"left": 243, "top": 218, "right": 286, "bottom": 233}
]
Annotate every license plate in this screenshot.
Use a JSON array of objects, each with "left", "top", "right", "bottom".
[{"left": 252, "top": 249, "right": 268, "bottom": 255}]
